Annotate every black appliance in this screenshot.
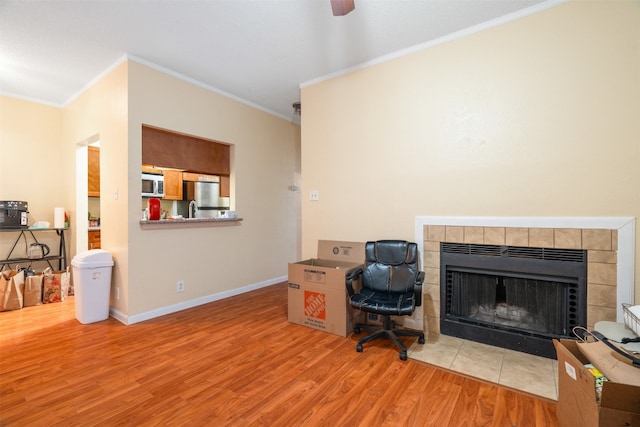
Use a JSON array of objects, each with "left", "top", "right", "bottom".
[{"left": 0, "top": 201, "right": 29, "bottom": 229}]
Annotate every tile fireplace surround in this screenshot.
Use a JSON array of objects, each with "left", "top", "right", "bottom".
[{"left": 412, "top": 216, "right": 635, "bottom": 335}]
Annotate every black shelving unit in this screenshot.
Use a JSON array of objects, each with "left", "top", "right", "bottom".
[{"left": 1, "top": 228, "right": 68, "bottom": 270}]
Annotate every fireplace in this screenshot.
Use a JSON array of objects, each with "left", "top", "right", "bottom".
[
  {"left": 412, "top": 216, "right": 635, "bottom": 360},
  {"left": 440, "top": 242, "right": 588, "bottom": 358}
]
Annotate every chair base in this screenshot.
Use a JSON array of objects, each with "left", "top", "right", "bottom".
[{"left": 354, "top": 315, "right": 425, "bottom": 360}]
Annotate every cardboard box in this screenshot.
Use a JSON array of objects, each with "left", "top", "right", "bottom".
[
  {"left": 288, "top": 241, "right": 365, "bottom": 336},
  {"left": 554, "top": 339, "right": 640, "bottom": 427}
]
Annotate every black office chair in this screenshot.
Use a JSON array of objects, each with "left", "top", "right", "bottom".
[{"left": 345, "top": 240, "right": 425, "bottom": 360}]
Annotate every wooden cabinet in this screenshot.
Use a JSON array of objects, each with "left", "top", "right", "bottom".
[
  {"left": 220, "top": 175, "right": 230, "bottom": 198},
  {"left": 88, "top": 230, "right": 101, "bottom": 250},
  {"left": 181, "top": 172, "right": 219, "bottom": 183},
  {"left": 141, "top": 165, "right": 157, "bottom": 174},
  {"left": 142, "top": 166, "right": 183, "bottom": 200},
  {"left": 88, "top": 146, "right": 100, "bottom": 197},
  {"left": 162, "top": 169, "right": 183, "bottom": 200}
]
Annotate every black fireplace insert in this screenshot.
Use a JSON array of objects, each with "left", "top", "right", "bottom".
[{"left": 440, "top": 242, "right": 587, "bottom": 358}]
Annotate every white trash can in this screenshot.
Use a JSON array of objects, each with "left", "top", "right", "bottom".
[{"left": 71, "top": 249, "right": 114, "bottom": 324}]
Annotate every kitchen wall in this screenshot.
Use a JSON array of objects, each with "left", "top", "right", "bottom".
[
  {"left": 125, "top": 61, "right": 300, "bottom": 318},
  {"left": 2, "top": 58, "right": 301, "bottom": 322},
  {"left": 300, "top": 0, "right": 640, "bottom": 300}
]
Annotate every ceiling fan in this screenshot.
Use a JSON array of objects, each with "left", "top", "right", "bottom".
[{"left": 330, "top": 0, "right": 355, "bottom": 16}]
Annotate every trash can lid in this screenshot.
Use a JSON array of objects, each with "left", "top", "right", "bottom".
[{"left": 71, "top": 249, "right": 114, "bottom": 268}]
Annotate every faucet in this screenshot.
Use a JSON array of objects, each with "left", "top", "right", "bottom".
[{"left": 189, "top": 200, "right": 198, "bottom": 219}]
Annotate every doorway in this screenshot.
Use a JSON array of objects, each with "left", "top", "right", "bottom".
[{"left": 75, "top": 135, "right": 100, "bottom": 253}]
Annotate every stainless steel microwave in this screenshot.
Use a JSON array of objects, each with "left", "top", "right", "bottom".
[{"left": 141, "top": 173, "right": 164, "bottom": 198}]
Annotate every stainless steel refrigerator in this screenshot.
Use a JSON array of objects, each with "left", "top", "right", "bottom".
[{"left": 186, "top": 181, "right": 230, "bottom": 218}]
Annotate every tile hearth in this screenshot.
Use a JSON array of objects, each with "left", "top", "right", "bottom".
[
  {"left": 408, "top": 334, "right": 558, "bottom": 400},
  {"left": 407, "top": 216, "right": 635, "bottom": 401}
]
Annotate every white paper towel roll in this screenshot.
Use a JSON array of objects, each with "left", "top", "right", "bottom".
[{"left": 54, "top": 207, "right": 65, "bottom": 229}]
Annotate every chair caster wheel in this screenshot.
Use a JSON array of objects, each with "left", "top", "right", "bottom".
[
  {"left": 418, "top": 336, "right": 425, "bottom": 344},
  {"left": 356, "top": 343, "right": 363, "bottom": 352},
  {"left": 399, "top": 351, "right": 407, "bottom": 361},
  {"left": 354, "top": 327, "right": 361, "bottom": 334}
]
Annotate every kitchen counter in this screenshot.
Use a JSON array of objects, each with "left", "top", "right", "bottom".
[{"left": 139, "top": 217, "right": 242, "bottom": 229}]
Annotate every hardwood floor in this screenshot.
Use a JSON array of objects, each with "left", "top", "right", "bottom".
[{"left": 0, "top": 282, "right": 558, "bottom": 426}]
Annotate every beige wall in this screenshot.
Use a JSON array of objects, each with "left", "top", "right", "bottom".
[
  {"left": 126, "top": 61, "right": 300, "bottom": 318},
  {"left": 0, "top": 97, "right": 65, "bottom": 256},
  {"left": 1, "top": 59, "right": 301, "bottom": 322},
  {"left": 301, "top": 1, "right": 640, "bottom": 300},
  {"left": 0, "top": 97, "right": 63, "bottom": 212},
  {"left": 63, "top": 60, "right": 130, "bottom": 313}
]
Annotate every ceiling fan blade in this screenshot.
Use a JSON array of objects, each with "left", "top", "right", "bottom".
[{"left": 331, "top": 0, "right": 355, "bottom": 16}]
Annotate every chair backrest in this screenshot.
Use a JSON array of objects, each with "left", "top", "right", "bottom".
[{"left": 362, "top": 240, "right": 420, "bottom": 294}]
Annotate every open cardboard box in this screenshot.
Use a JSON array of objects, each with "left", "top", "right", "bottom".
[
  {"left": 288, "top": 240, "right": 365, "bottom": 337},
  {"left": 554, "top": 339, "right": 640, "bottom": 427}
]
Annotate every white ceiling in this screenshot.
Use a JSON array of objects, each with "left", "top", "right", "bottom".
[{"left": 0, "top": 0, "right": 554, "bottom": 120}]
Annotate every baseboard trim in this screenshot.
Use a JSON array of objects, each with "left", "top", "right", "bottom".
[{"left": 109, "top": 276, "right": 287, "bottom": 325}]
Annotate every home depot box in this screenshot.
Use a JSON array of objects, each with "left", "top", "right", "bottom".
[
  {"left": 554, "top": 339, "right": 640, "bottom": 427},
  {"left": 288, "top": 240, "right": 365, "bottom": 336}
]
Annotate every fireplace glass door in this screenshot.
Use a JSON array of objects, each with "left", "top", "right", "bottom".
[{"left": 448, "top": 270, "right": 567, "bottom": 336}]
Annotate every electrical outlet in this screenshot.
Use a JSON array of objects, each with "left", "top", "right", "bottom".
[
  {"left": 115, "top": 287, "right": 120, "bottom": 300},
  {"left": 310, "top": 190, "right": 320, "bottom": 201},
  {"left": 176, "top": 280, "right": 185, "bottom": 293}
]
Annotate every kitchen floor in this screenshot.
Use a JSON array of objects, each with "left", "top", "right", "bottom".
[{"left": 408, "top": 333, "right": 558, "bottom": 400}]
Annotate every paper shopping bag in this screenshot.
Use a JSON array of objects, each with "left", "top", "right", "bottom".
[
  {"left": 0, "top": 268, "right": 25, "bottom": 311},
  {"left": 42, "top": 268, "right": 70, "bottom": 304},
  {"left": 24, "top": 274, "right": 43, "bottom": 307}
]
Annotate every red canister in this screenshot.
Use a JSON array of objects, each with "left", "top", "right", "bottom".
[{"left": 148, "top": 198, "right": 161, "bottom": 221}]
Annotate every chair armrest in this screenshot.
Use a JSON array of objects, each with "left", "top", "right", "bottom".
[
  {"left": 345, "top": 268, "right": 363, "bottom": 297},
  {"left": 414, "top": 271, "right": 425, "bottom": 307}
]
